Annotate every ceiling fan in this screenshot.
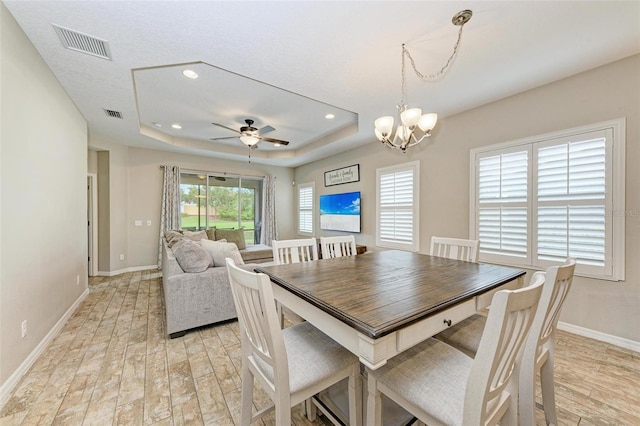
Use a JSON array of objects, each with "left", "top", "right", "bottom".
[{"left": 210, "top": 119, "right": 290, "bottom": 147}]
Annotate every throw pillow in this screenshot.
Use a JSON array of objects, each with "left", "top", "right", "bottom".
[
  {"left": 183, "top": 230, "right": 208, "bottom": 241},
  {"left": 164, "top": 230, "right": 185, "bottom": 247},
  {"left": 205, "top": 228, "right": 216, "bottom": 241},
  {"left": 214, "top": 228, "right": 246, "bottom": 250},
  {"left": 200, "top": 239, "right": 245, "bottom": 267},
  {"left": 172, "top": 239, "right": 211, "bottom": 272}
]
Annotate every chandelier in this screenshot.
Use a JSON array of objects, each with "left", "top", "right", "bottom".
[{"left": 374, "top": 10, "right": 472, "bottom": 152}]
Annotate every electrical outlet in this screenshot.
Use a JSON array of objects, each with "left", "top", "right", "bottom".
[
  {"left": 119, "top": 254, "right": 125, "bottom": 261},
  {"left": 21, "top": 320, "right": 27, "bottom": 338},
  {"left": 146, "top": 220, "right": 152, "bottom": 226},
  {"left": 76, "top": 275, "right": 80, "bottom": 285}
]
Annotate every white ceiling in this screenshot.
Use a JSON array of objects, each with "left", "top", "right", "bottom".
[{"left": 5, "top": 1, "right": 640, "bottom": 167}]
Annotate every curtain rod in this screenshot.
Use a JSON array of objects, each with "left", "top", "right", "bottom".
[{"left": 160, "top": 165, "right": 266, "bottom": 179}]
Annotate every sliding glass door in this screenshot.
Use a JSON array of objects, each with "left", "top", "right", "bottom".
[{"left": 180, "top": 172, "right": 263, "bottom": 244}]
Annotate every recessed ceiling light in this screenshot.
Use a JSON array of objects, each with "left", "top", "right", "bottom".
[
  {"left": 274, "top": 142, "right": 282, "bottom": 147},
  {"left": 171, "top": 123, "right": 182, "bottom": 129},
  {"left": 152, "top": 122, "right": 162, "bottom": 128},
  {"left": 325, "top": 113, "right": 335, "bottom": 119},
  {"left": 182, "top": 69, "right": 198, "bottom": 79}
]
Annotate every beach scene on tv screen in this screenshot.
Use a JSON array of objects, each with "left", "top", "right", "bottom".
[{"left": 320, "top": 191, "right": 361, "bottom": 232}]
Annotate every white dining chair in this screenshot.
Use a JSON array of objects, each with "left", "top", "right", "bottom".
[
  {"left": 320, "top": 235, "right": 357, "bottom": 259},
  {"left": 366, "top": 273, "right": 545, "bottom": 426},
  {"left": 271, "top": 238, "right": 318, "bottom": 326},
  {"left": 225, "top": 258, "right": 362, "bottom": 426},
  {"left": 430, "top": 236, "right": 480, "bottom": 262},
  {"left": 272, "top": 238, "right": 319, "bottom": 265},
  {"left": 437, "top": 258, "right": 576, "bottom": 425}
]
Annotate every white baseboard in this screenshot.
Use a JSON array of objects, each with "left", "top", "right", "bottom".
[
  {"left": 0, "top": 288, "right": 89, "bottom": 409},
  {"left": 558, "top": 321, "right": 640, "bottom": 353},
  {"left": 97, "top": 265, "right": 158, "bottom": 277}
]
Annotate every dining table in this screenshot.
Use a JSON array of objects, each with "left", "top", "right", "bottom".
[{"left": 254, "top": 249, "right": 526, "bottom": 424}]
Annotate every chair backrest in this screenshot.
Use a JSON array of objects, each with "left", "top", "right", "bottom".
[
  {"left": 320, "top": 235, "right": 357, "bottom": 259},
  {"left": 463, "top": 272, "right": 545, "bottom": 425},
  {"left": 518, "top": 258, "right": 576, "bottom": 424},
  {"left": 225, "top": 258, "right": 289, "bottom": 392},
  {"left": 430, "top": 236, "right": 480, "bottom": 262},
  {"left": 272, "top": 238, "right": 318, "bottom": 265},
  {"left": 527, "top": 258, "right": 576, "bottom": 357}
]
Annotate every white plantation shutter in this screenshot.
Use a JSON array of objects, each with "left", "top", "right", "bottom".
[
  {"left": 535, "top": 132, "right": 610, "bottom": 276},
  {"left": 477, "top": 149, "right": 529, "bottom": 264},
  {"left": 377, "top": 161, "right": 419, "bottom": 251},
  {"left": 471, "top": 120, "right": 624, "bottom": 280},
  {"left": 298, "top": 183, "right": 313, "bottom": 234}
]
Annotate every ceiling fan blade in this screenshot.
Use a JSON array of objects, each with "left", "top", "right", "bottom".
[
  {"left": 209, "top": 136, "right": 239, "bottom": 141},
  {"left": 259, "top": 125, "right": 275, "bottom": 135},
  {"left": 211, "top": 122, "right": 240, "bottom": 134},
  {"left": 259, "top": 136, "right": 290, "bottom": 146}
]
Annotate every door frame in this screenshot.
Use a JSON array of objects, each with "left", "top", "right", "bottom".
[{"left": 87, "top": 173, "right": 98, "bottom": 276}]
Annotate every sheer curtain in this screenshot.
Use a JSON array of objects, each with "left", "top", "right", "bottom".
[
  {"left": 261, "top": 175, "right": 278, "bottom": 246},
  {"left": 158, "top": 165, "right": 181, "bottom": 268}
]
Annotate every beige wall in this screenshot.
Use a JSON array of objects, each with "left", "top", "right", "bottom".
[
  {"left": 1, "top": 4, "right": 88, "bottom": 386},
  {"left": 295, "top": 55, "right": 640, "bottom": 343}
]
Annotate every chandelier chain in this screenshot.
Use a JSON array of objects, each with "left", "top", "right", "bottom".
[{"left": 403, "top": 22, "right": 465, "bottom": 82}]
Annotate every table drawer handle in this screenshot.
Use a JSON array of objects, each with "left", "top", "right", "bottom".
[{"left": 443, "top": 319, "right": 452, "bottom": 327}]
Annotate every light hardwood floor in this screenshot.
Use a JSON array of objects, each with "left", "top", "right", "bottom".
[{"left": 1, "top": 271, "right": 638, "bottom": 425}]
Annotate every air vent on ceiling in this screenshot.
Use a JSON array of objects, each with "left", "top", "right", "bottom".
[
  {"left": 53, "top": 24, "right": 112, "bottom": 60},
  {"left": 104, "top": 109, "right": 123, "bottom": 119}
]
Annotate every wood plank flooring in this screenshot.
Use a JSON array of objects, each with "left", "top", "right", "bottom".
[{"left": 1, "top": 270, "right": 638, "bottom": 425}]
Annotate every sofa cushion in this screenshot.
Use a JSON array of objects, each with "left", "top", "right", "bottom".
[
  {"left": 183, "top": 230, "right": 209, "bottom": 241},
  {"left": 240, "top": 244, "right": 274, "bottom": 263},
  {"left": 172, "top": 239, "right": 211, "bottom": 272},
  {"left": 205, "top": 228, "right": 216, "bottom": 241},
  {"left": 200, "top": 239, "right": 244, "bottom": 267},
  {"left": 215, "top": 228, "right": 246, "bottom": 250}
]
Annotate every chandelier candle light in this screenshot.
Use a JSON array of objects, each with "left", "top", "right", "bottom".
[{"left": 374, "top": 10, "right": 472, "bottom": 152}]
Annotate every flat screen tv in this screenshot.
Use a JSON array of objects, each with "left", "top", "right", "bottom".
[{"left": 320, "top": 191, "right": 361, "bottom": 233}]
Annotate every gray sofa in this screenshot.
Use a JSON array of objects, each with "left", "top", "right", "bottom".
[{"left": 161, "top": 238, "right": 272, "bottom": 338}]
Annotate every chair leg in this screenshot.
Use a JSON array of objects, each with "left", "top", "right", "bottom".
[
  {"left": 519, "top": 351, "right": 538, "bottom": 426},
  {"left": 240, "top": 366, "right": 254, "bottom": 426},
  {"left": 274, "top": 395, "right": 292, "bottom": 425},
  {"left": 348, "top": 366, "right": 362, "bottom": 426},
  {"left": 540, "top": 356, "right": 558, "bottom": 425},
  {"left": 305, "top": 398, "right": 317, "bottom": 421},
  {"left": 366, "top": 369, "right": 382, "bottom": 426}
]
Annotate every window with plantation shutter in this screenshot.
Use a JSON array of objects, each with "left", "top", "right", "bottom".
[
  {"left": 376, "top": 161, "right": 419, "bottom": 251},
  {"left": 471, "top": 119, "right": 625, "bottom": 281},
  {"left": 298, "top": 183, "right": 313, "bottom": 235}
]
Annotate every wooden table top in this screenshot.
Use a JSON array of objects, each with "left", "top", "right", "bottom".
[{"left": 255, "top": 250, "right": 525, "bottom": 339}]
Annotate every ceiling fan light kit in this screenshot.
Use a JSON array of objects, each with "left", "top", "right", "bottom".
[{"left": 375, "top": 9, "right": 472, "bottom": 152}]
